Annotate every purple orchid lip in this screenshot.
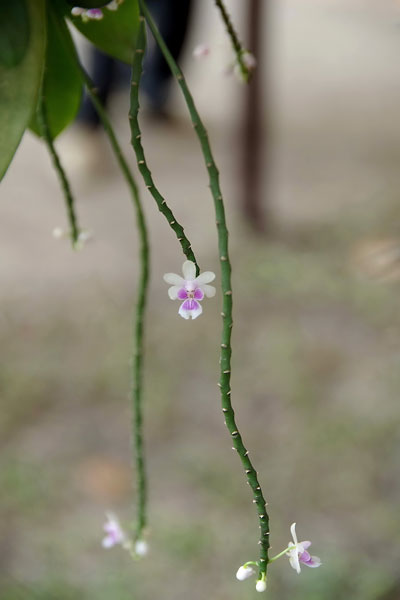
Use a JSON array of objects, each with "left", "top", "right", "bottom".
[
  {"left": 181, "top": 299, "right": 201, "bottom": 311},
  {"left": 299, "top": 550, "right": 311, "bottom": 563}
]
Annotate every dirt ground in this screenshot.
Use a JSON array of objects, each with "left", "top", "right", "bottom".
[{"left": 1, "top": 1, "right": 400, "bottom": 599}]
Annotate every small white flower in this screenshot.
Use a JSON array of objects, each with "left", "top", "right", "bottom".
[
  {"left": 135, "top": 539, "right": 148, "bottom": 557},
  {"left": 236, "top": 565, "right": 255, "bottom": 581},
  {"left": 256, "top": 579, "right": 267, "bottom": 592},
  {"left": 102, "top": 513, "right": 126, "bottom": 549},
  {"left": 193, "top": 44, "right": 210, "bottom": 59},
  {"left": 234, "top": 51, "right": 257, "bottom": 82},
  {"left": 52, "top": 227, "right": 65, "bottom": 239},
  {"left": 77, "top": 229, "right": 93, "bottom": 244},
  {"left": 163, "top": 260, "right": 216, "bottom": 320},
  {"left": 106, "top": 0, "right": 120, "bottom": 10},
  {"left": 71, "top": 7, "right": 104, "bottom": 21},
  {"left": 242, "top": 51, "right": 257, "bottom": 70}
]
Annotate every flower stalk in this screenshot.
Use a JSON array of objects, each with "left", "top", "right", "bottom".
[
  {"left": 139, "top": 0, "right": 270, "bottom": 580},
  {"left": 54, "top": 2, "right": 151, "bottom": 540},
  {"left": 214, "top": 0, "right": 253, "bottom": 82},
  {"left": 129, "top": 19, "right": 199, "bottom": 276},
  {"left": 81, "top": 69, "right": 150, "bottom": 540},
  {"left": 37, "top": 94, "right": 80, "bottom": 246}
]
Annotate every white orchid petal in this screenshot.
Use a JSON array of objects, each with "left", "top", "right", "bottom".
[
  {"left": 201, "top": 284, "right": 216, "bottom": 298},
  {"left": 288, "top": 550, "right": 301, "bottom": 574},
  {"left": 190, "top": 302, "right": 203, "bottom": 320},
  {"left": 163, "top": 273, "right": 184, "bottom": 286},
  {"left": 182, "top": 260, "right": 196, "bottom": 281},
  {"left": 168, "top": 286, "right": 181, "bottom": 300},
  {"left": 307, "top": 555, "right": 322, "bottom": 568},
  {"left": 194, "top": 271, "right": 215, "bottom": 285},
  {"left": 290, "top": 522, "right": 298, "bottom": 545}
]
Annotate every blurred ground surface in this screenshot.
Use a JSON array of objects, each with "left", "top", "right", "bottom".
[{"left": 1, "top": 0, "right": 400, "bottom": 599}]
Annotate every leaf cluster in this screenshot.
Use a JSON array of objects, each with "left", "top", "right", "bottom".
[{"left": 0, "top": 0, "right": 139, "bottom": 180}]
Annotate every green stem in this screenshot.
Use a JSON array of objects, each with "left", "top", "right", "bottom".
[
  {"left": 60, "top": 20, "right": 150, "bottom": 537},
  {"left": 269, "top": 545, "right": 294, "bottom": 563},
  {"left": 139, "top": 0, "right": 270, "bottom": 580},
  {"left": 129, "top": 17, "right": 199, "bottom": 276},
  {"left": 83, "top": 70, "right": 150, "bottom": 540},
  {"left": 37, "top": 94, "right": 79, "bottom": 246},
  {"left": 214, "top": 0, "right": 252, "bottom": 82}
]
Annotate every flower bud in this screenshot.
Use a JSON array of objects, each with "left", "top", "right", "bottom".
[
  {"left": 236, "top": 565, "right": 255, "bottom": 581},
  {"left": 135, "top": 539, "right": 148, "bottom": 557},
  {"left": 256, "top": 579, "right": 267, "bottom": 592}
]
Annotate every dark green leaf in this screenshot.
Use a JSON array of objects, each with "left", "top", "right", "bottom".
[
  {"left": 30, "top": 7, "right": 83, "bottom": 138},
  {"left": 0, "top": 0, "right": 30, "bottom": 68},
  {"left": 0, "top": 0, "right": 46, "bottom": 181},
  {"left": 57, "top": 0, "right": 139, "bottom": 64},
  {"left": 66, "top": 0, "right": 110, "bottom": 6}
]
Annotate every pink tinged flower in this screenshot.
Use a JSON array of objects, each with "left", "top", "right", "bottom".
[
  {"left": 286, "top": 523, "right": 321, "bottom": 574},
  {"left": 163, "top": 260, "right": 216, "bottom": 320},
  {"left": 71, "top": 7, "right": 104, "bottom": 21},
  {"left": 193, "top": 44, "right": 210, "bottom": 59},
  {"left": 236, "top": 565, "right": 255, "bottom": 581},
  {"left": 242, "top": 51, "right": 257, "bottom": 70},
  {"left": 102, "top": 513, "right": 126, "bottom": 549},
  {"left": 86, "top": 8, "right": 103, "bottom": 19},
  {"left": 234, "top": 51, "right": 257, "bottom": 82}
]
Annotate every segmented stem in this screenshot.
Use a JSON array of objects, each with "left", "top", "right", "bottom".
[
  {"left": 55, "top": 1, "right": 151, "bottom": 538},
  {"left": 37, "top": 94, "right": 79, "bottom": 246},
  {"left": 214, "top": 0, "right": 252, "bottom": 82},
  {"left": 82, "top": 71, "right": 150, "bottom": 539},
  {"left": 129, "top": 18, "right": 199, "bottom": 276},
  {"left": 139, "top": 0, "right": 270, "bottom": 579}
]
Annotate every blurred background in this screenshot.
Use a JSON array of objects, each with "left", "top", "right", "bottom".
[{"left": 1, "top": 0, "right": 400, "bottom": 598}]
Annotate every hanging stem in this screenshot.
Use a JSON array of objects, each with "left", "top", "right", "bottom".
[
  {"left": 129, "top": 18, "right": 199, "bottom": 276},
  {"left": 139, "top": 0, "right": 270, "bottom": 581},
  {"left": 37, "top": 94, "right": 80, "bottom": 246},
  {"left": 214, "top": 0, "right": 252, "bottom": 82},
  {"left": 54, "top": 0, "right": 151, "bottom": 539},
  {"left": 81, "top": 69, "right": 150, "bottom": 541}
]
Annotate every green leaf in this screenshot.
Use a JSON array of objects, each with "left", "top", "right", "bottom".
[
  {"left": 57, "top": 0, "right": 139, "bottom": 64},
  {"left": 0, "top": 0, "right": 46, "bottom": 181},
  {"left": 30, "top": 7, "right": 83, "bottom": 138},
  {"left": 0, "top": 0, "right": 30, "bottom": 68}
]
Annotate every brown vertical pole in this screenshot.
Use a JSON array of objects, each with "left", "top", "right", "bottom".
[{"left": 242, "top": 0, "right": 266, "bottom": 232}]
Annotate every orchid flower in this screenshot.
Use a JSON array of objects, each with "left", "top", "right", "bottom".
[
  {"left": 71, "top": 7, "right": 104, "bottom": 21},
  {"left": 52, "top": 227, "right": 93, "bottom": 249},
  {"left": 163, "top": 261, "right": 216, "bottom": 320},
  {"left": 102, "top": 513, "right": 127, "bottom": 549},
  {"left": 234, "top": 51, "right": 257, "bottom": 82},
  {"left": 71, "top": 1, "right": 123, "bottom": 21},
  {"left": 286, "top": 523, "right": 321, "bottom": 573}
]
